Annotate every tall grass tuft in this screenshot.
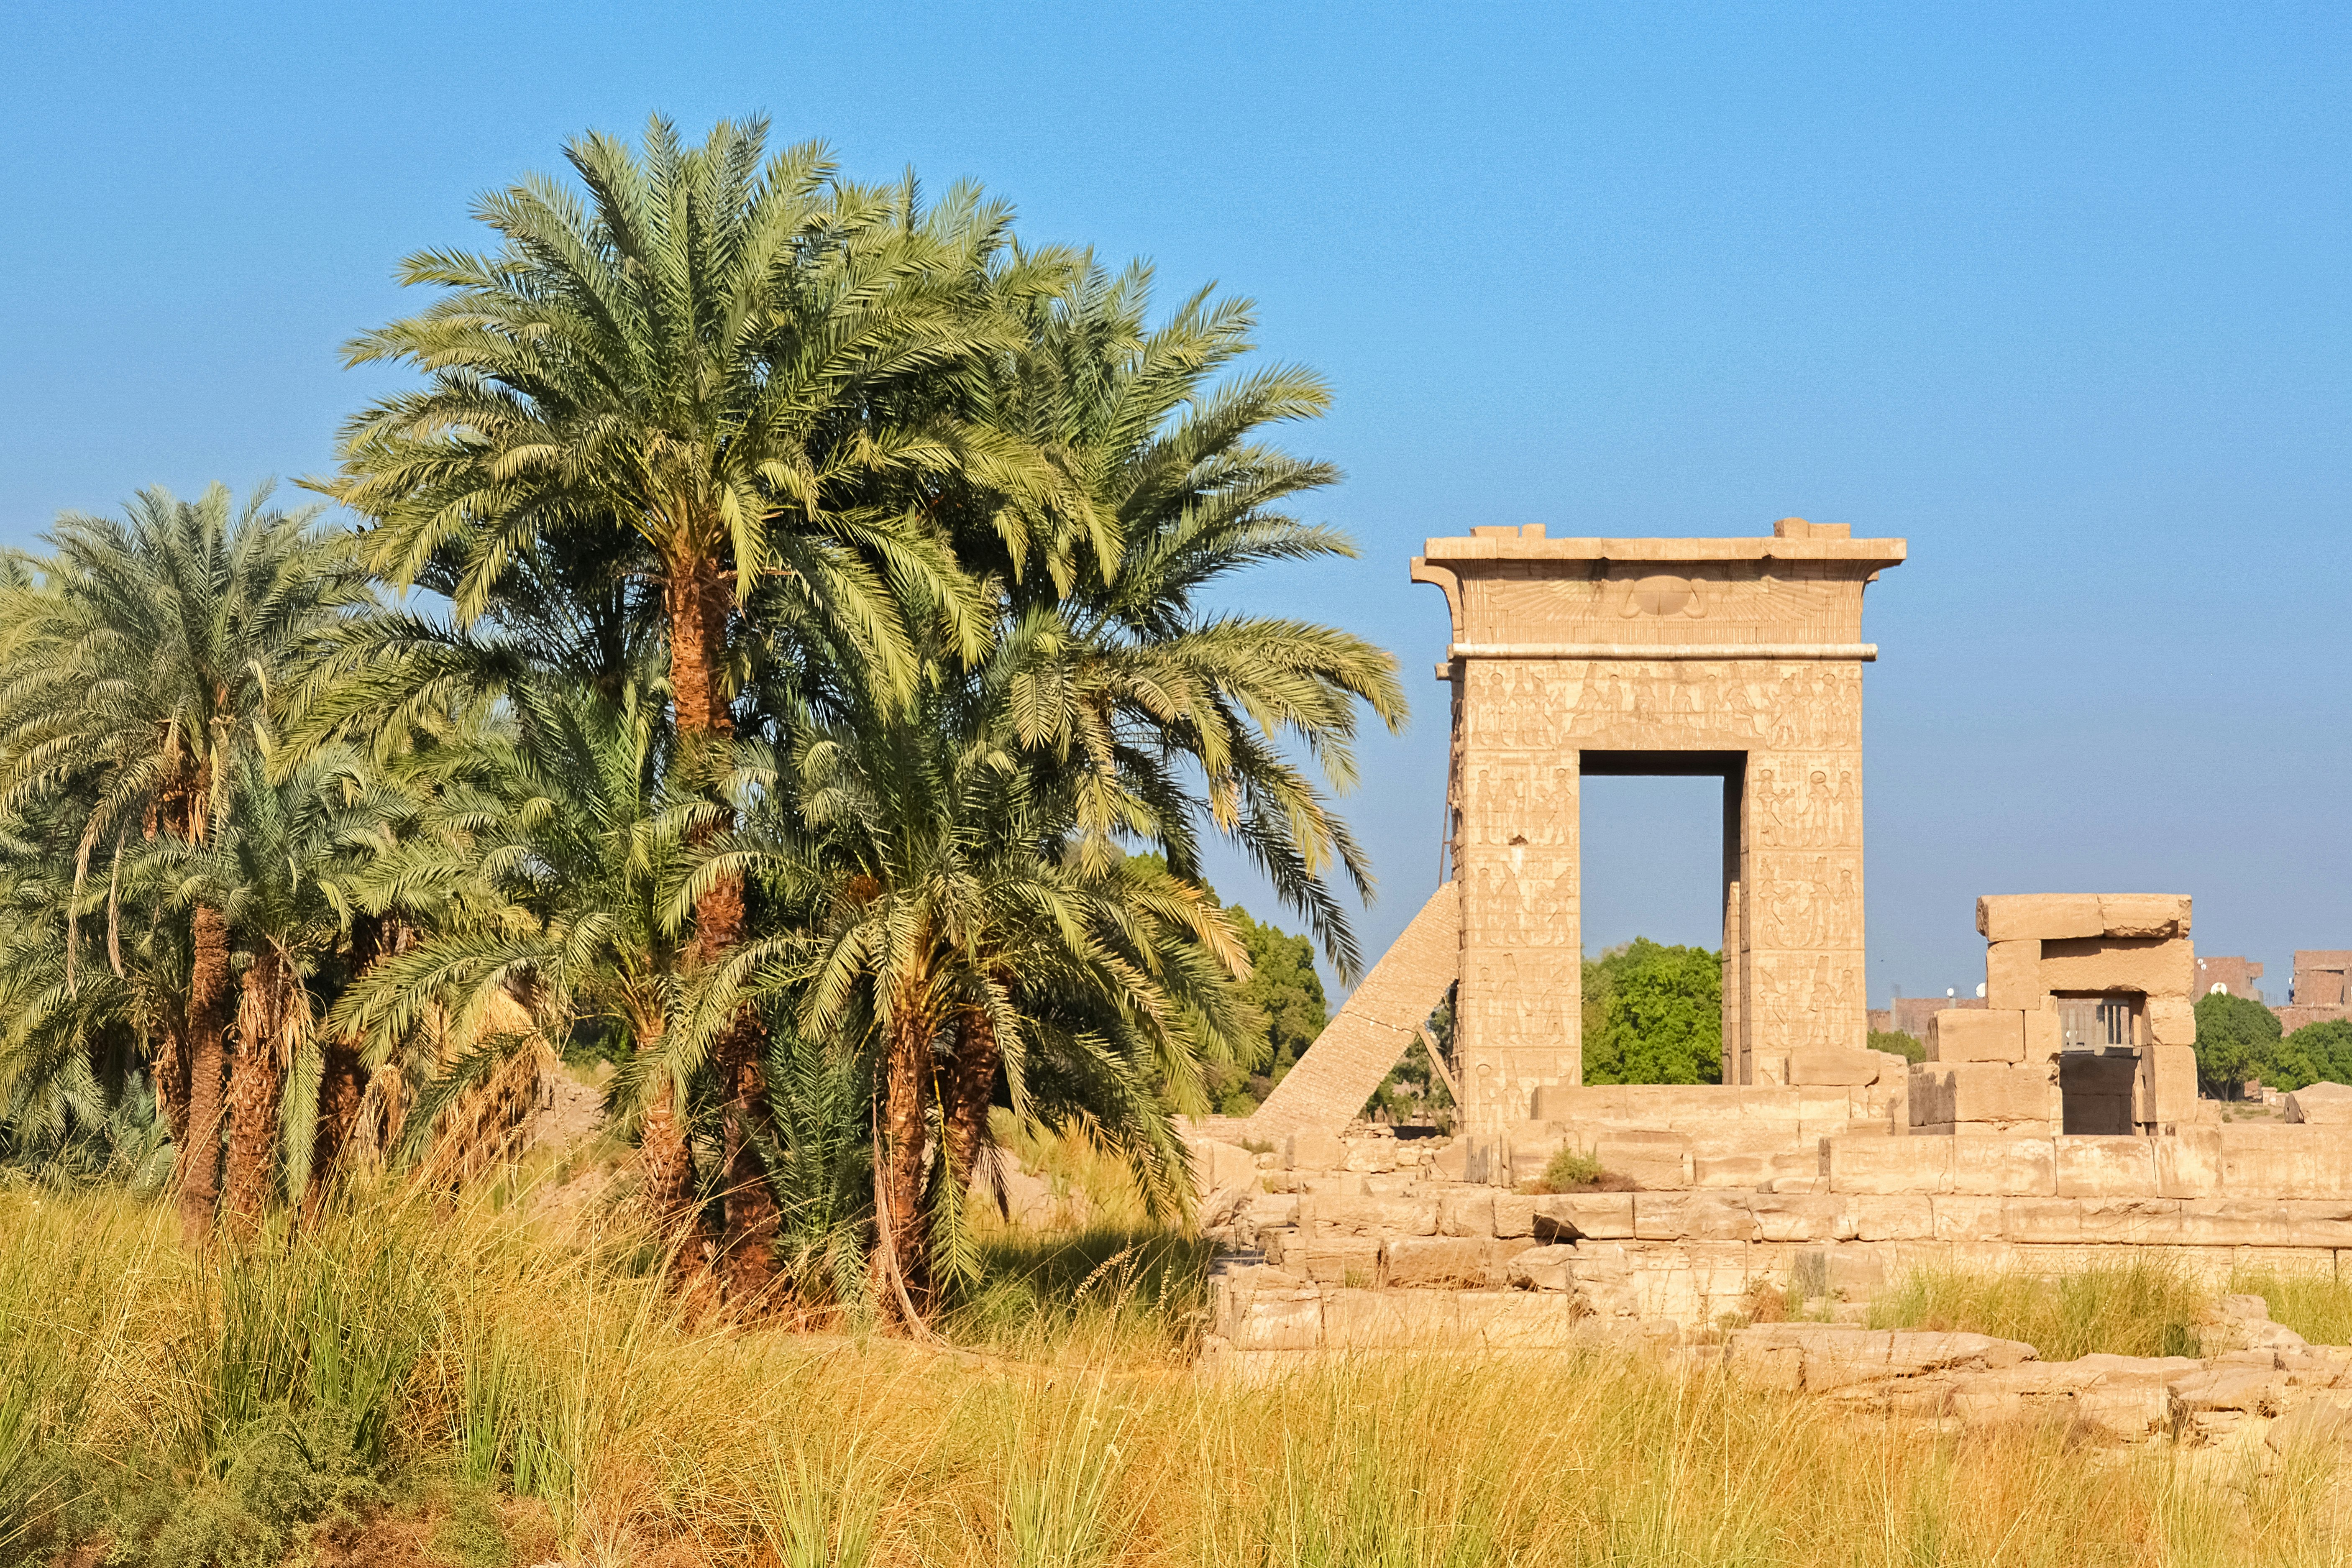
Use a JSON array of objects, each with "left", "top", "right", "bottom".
[
  {"left": 1867, "top": 1253, "right": 2210, "bottom": 1359},
  {"left": 7, "top": 1182, "right": 2352, "bottom": 1563},
  {"left": 2232, "top": 1266, "right": 2352, "bottom": 1347}
]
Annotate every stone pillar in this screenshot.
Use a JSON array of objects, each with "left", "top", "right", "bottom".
[{"left": 1455, "top": 656, "right": 1580, "bottom": 1123}]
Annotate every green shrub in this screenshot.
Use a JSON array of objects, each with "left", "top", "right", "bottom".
[
  {"left": 1868, "top": 1029, "right": 1925, "bottom": 1063},
  {"left": 1533, "top": 1146, "right": 1604, "bottom": 1194}
]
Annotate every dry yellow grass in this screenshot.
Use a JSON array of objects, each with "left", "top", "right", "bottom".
[{"left": 7, "top": 1184, "right": 2352, "bottom": 1565}]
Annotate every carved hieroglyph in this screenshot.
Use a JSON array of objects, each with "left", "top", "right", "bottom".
[{"left": 1414, "top": 520, "right": 1906, "bottom": 1129}]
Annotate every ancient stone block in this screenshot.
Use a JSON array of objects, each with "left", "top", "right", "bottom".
[
  {"left": 2139, "top": 1045, "right": 2199, "bottom": 1125},
  {"left": 1504, "top": 1244, "right": 1578, "bottom": 1292},
  {"left": 1309, "top": 1196, "right": 1438, "bottom": 1238},
  {"left": 1382, "top": 1236, "right": 1522, "bottom": 1287},
  {"left": 1493, "top": 1194, "right": 1536, "bottom": 1238},
  {"left": 2054, "top": 1136, "right": 2160, "bottom": 1197},
  {"left": 2023, "top": 1004, "right": 2063, "bottom": 1064},
  {"left": 1229, "top": 1292, "right": 1323, "bottom": 1351},
  {"left": 1285, "top": 1128, "right": 1345, "bottom": 1171},
  {"left": 1439, "top": 1189, "right": 1497, "bottom": 1237},
  {"left": 1977, "top": 894, "right": 2102, "bottom": 942},
  {"left": 1945, "top": 1136, "right": 2057, "bottom": 1196},
  {"left": 1746, "top": 1193, "right": 1850, "bottom": 1243},
  {"left": 1788, "top": 1046, "right": 1883, "bottom": 1086},
  {"left": 2145, "top": 996, "right": 2197, "bottom": 1046},
  {"left": 2037, "top": 936, "right": 2195, "bottom": 1000},
  {"left": 1532, "top": 1192, "right": 1634, "bottom": 1241},
  {"left": 1927, "top": 1010, "right": 2025, "bottom": 1064},
  {"left": 1590, "top": 1129, "right": 1694, "bottom": 1189},
  {"left": 1296, "top": 1238, "right": 1382, "bottom": 1286},
  {"left": 2099, "top": 894, "right": 2191, "bottom": 939},
  {"left": 1931, "top": 1195, "right": 2007, "bottom": 1242},
  {"left": 1845, "top": 1195, "right": 1935, "bottom": 1240},
  {"left": 2154, "top": 1128, "right": 2222, "bottom": 1197},
  {"left": 1914, "top": 1063, "right": 2062, "bottom": 1127},
  {"left": 1826, "top": 1136, "right": 1952, "bottom": 1195},
  {"left": 1186, "top": 1138, "right": 1259, "bottom": 1194},
  {"left": 1985, "top": 940, "right": 2042, "bottom": 1010},
  {"left": 1321, "top": 1289, "right": 1463, "bottom": 1347},
  {"left": 1635, "top": 1193, "right": 1759, "bottom": 1242},
  {"left": 2285, "top": 1082, "right": 2352, "bottom": 1125}
]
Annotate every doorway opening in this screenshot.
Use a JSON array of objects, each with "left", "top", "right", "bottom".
[
  {"left": 1577, "top": 751, "right": 1744, "bottom": 1085},
  {"left": 2055, "top": 990, "right": 2143, "bottom": 1135}
]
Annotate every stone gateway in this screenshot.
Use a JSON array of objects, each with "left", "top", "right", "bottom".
[{"left": 1411, "top": 517, "right": 1902, "bottom": 1128}]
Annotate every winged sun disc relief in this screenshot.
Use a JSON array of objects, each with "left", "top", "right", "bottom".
[{"left": 1620, "top": 574, "right": 1709, "bottom": 618}]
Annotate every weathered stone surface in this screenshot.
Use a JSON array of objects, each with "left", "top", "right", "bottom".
[
  {"left": 2286, "top": 1082, "right": 2352, "bottom": 1125},
  {"left": 1927, "top": 1009, "right": 2025, "bottom": 1064},
  {"left": 1828, "top": 1136, "right": 1953, "bottom": 1195},
  {"left": 1986, "top": 941, "right": 2042, "bottom": 1010},
  {"left": 1284, "top": 1129, "right": 1345, "bottom": 1171},
  {"left": 2054, "top": 1136, "right": 2159, "bottom": 1197},
  {"left": 1439, "top": 1189, "right": 1497, "bottom": 1237},
  {"left": 1949, "top": 1135, "right": 2058, "bottom": 1196},
  {"left": 1747, "top": 1192, "right": 1851, "bottom": 1243},
  {"left": 1532, "top": 1192, "right": 1634, "bottom": 1241},
  {"left": 1845, "top": 1195, "right": 1935, "bottom": 1239},
  {"left": 1728, "top": 1324, "right": 2037, "bottom": 1394},
  {"left": 1978, "top": 894, "right": 2103, "bottom": 942},
  {"left": 2146, "top": 995, "right": 2198, "bottom": 1047},
  {"left": 1633, "top": 1192, "right": 1758, "bottom": 1242},
  {"left": 1788, "top": 1047, "right": 1884, "bottom": 1086},
  {"left": 2023, "top": 1005, "right": 2063, "bottom": 1063},
  {"left": 2140, "top": 1045, "right": 2199, "bottom": 1125},
  {"left": 1306, "top": 1195, "right": 1438, "bottom": 1238},
  {"left": 2037, "top": 936, "right": 2195, "bottom": 999},
  {"left": 1381, "top": 1236, "right": 1523, "bottom": 1287},
  {"left": 2099, "top": 894, "right": 2191, "bottom": 939},
  {"left": 1250, "top": 883, "right": 1459, "bottom": 1139},
  {"left": 1505, "top": 1243, "right": 1578, "bottom": 1291},
  {"left": 1294, "top": 1238, "right": 1382, "bottom": 1286},
  {"left": 1913, "top": 1063, "right": 2062, "bottom": 1127},
  {"left": 1186, "top": 1138, "right": 1259, "bottom": 1195}
]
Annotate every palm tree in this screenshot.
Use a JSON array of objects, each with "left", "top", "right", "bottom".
[
  {"left": 324, "top": 115, "right": 1074, "bottom": 1297},
  {"left": 973, "top": 258, "right": 1408, "bottom": 977},
  {"left": 0, "top": 486, "right": 365, "bottom": 1240},
  {"left": 681, "top": 642, "right": 1255, "bottom": 1318},
  {"left": 335, "top": 678, "right": 707, "bottom": 1232},
  {"left": 128, "top": 747, "right": 397, "bottom": 1232}
]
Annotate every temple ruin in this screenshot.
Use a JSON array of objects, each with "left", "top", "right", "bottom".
[{"left": 1201, "top": 517, "right": 2352, "bottom": 1362}]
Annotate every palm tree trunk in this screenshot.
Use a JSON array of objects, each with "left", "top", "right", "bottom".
[
  {"left": 666, "top": 555, "right": 781, "bottom": 1305},
  {"left": 222, "top": 948, "right": 294, "bottom": 1235},
  {"left": 154, "top": 1008, "right": 192, "bottom": 1153},
  {"left": 870, "top": 1003, "right": 932, "bottom": 1322},
  {"left": 635, "top": 1011, "right": 696, "bottom": 1237},
  {"left": 177, "top": 901, "right": 232, "bottom": 1244},
  {"left": 944, "top": 1009, "right": 1000, "bottom": 1195},
  {"left": 303, "top": 916, "right": 388, "bottom": 1226}
]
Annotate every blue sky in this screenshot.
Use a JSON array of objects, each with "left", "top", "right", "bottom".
[{"left": 3, "top": 3, "right": 2345, "bottom": 1008}]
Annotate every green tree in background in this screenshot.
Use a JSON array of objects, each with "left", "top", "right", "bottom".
[
  {"left": 1225, "top": 905, "right": 1328, "bottom": 1110},
  {"left": 1582, "top": 939, "right": 1722, "bottom": 1086},
  {"left": 2270, "top": 1019, "right": 2352, "bottom": 1093},
  {"left": 2192, "top": 990, "right": 2282, "bottom": 1098}
]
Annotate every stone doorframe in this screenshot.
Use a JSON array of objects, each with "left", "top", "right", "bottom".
[{"left": 1410, "top": 519, "right": 1907, "bottom": 1131}]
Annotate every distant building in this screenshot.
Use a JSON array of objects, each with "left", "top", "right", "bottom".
[
  {"left": 2276, "top": 951, "right": 2352, "bottom": 1034},
  {"left": 1870, "top": 994, "right": 1986, "bottom": 1040},
  {"left": 2195, "top": 955, "right": 2264, "bottom": 1002}
]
